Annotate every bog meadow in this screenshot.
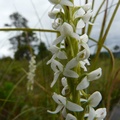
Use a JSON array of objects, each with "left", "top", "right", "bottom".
[{"left": 0, "top": 0, "right": 120, "bottom": 120}]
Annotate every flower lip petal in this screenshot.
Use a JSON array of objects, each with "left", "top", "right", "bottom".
[
  {"left": 74, "top": 8, "right": 85, "bottom": 19},
  {"left": 48, "top": 0, "right": 60, "bottom": 4},
  {"left": 51, "top": 71, "right": 61, "bottom": 87},
  {"left": 65, "top": 58, "right": 78, "bottom": 69},
  {"left": 60, "top": 0, "right": 73, "bottom": 6},
  {"left": 66, "top": 101, "right": 83, "bottom": 112},
  {"left": 47, "top": 105, "right": 63, "bottom": 114},
  {"left": 66, "top": 113, "right": 77, "bottom": 120},
  {"left": 63, "top": 69, "right": 79, "bottom": 78},
  {"left": 77, "top": 19, "right": 85, "bottom": 28},
  {"left": 57, "top": 51, "right": 67, "bottom": 59},
  {"left": 76, "top": 76, "right": 89, "bottom": 90},
  {"left": 95, "top": 108, "right": 107, "bottom": 119},
  {"left": 52, "top": 35, "right": 65, "bottom": 45},
  {"left": 88, "top": 68, "right": 102, "bottom": 81},
  {"left": 87, "top": 107, "right": 96, "bottom": 120},
  {"left": 61, "top": 77, "right": 67, "bottom": 86},
  {"left": 88, "top": 91, "right": 102, "bottom": 107},
  {"left": 82, "top": 3, "right": 92, "bottom": 11}
]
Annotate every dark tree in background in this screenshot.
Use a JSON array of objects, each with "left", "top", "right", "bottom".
[
  {"left": 5, "top": 12, "right": 50, "bottom": 60},
  {"left": 37, "top": 42, "right": 51, "bottom": 60},
  {"left": 5, "top": 12, "right": 38, "bottom": 60}
]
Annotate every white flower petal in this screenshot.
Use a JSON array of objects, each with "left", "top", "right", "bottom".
[
  {"left": 57, "top": 51, "right": 67, "bottom": 59},
  {"left": 95, "top": 108, "right": 107, "bottom": 119},
  {"left": 53, "top": 35, "right": 65, "bottom": 45},
  {"left": 48, "top": 45, "right": 59, "bottom": 54},
  {"left": 88, "top": 68, "right": 102, "bottom": 81},
  {"left": 65, "top": 58, "right": 78, "bottom": 69},
  {"left": 62, "top": 85, "right": 68, "bottom": 95},
  {"left": 62, "top": 107, "right": 67, "bottom": 118},
  {"left": 48, "top": 10, "right": 59, "bottom": 19},
  {"left": 76, "top": 49, "right": 87, "bottom": 61},
  {"left": 80, "top": 33, "right": 88, "bottom": 43},
  {"left": 66, "top": 113, "right": 77, "bottom": 120},
  {"left": 52, "top": 92, "right": 61, "bottom": 104},
  {"left": 88, "top": 107, "right": 96, "bottom": 120},
  {"left": 60, "top": 0, "right": 73, "bottom": 6},
  {"left": 82, "top": 3, "right": 92, "bottom": 11},
  {"left": 70, "top": 33, "right": 80, "bottom": 40},
  {"left": 83, "top": 10, "right": 93, "bottom": 22},
  {"left": 84, "top": 59, "right": 90, "bottom": 65},
  {"left": 88, "top": 91, "right": 102, "bottom": 107},
  {"left": 81, "top": 44, "right": 90, "bottom": 59},
  {"left": 80, "top": 61, "right": 87, "bottom": 71},
  {"left": 63, "top": 69, "right": 79, "bottom": 78},
  {"left": 51, "top": 71, "right": 61, "bottom": 87},
  {"left": 76, "top": 76, "right": 89, "bottom": 90},
  {"left": 74, "top": 8, "right": 85, "bottom": 18},
  {"left": 48, "top": 0, "right": 59, "bottom": 4},
  {"left": 60, "top": 22, "right": 73, "bottom": 36},
  {"left": 47, "top": 105, "right": 63, "bottom": 114},
  {"left": 77, "top": 19, "right": 85, "bottom": 28},
  {"left": 66, "top": 101, "right": 83, "bottom": 112},
  {"left": 61, "top": 77, "right": 67, "bottom": 86}
]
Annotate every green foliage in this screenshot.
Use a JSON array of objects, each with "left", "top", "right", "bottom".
[
  {"left": 0, "top": 58, "right": 55, "bottom": 120},
  {"left": 0, "top": 56, "right": 120, "bottom": 119},
  {"left": 37, "top": 42, "right": 51, "bottom": 60},
  {"left": 14, "top": 45, "right": 33, "bottom": 60}
]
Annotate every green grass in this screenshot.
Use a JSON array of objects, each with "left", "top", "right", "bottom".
[{"left": 0, "top": 56, "right": 120, "bottom": 120}]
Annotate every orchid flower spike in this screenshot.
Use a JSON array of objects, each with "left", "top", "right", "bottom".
[
  {"left": 76, "top": 68, "right": 102, "bottom": 90},
  {"left": 27, "top": 55, "right": 36, "bottom": 91},
  {"left": 53, "top": 22, "right": 80, "bottom": 45}
]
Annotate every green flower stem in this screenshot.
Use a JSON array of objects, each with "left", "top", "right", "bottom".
[{"left": 0, "top": 28, "right": 58, "bottom": 33}]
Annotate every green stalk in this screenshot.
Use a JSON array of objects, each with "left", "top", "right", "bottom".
[
  {"left": 0, "top": 28, "right": 58, "bottom": 33},
  {"left": 87, "top": 1, "right": 106, "bottom": 36},
  {"left": 91, "top": 0, "right": 119, "bottom": 70}
]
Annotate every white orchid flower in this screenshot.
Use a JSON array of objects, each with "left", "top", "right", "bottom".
[
  {"left": 77, "top": 10, "right": 93, "bottom": 28},
  {"left": 48, "top": 0, "right": 73, "bottom": 7},
  {"left": 52, "top": 17, "right": 63, "bottom": 29},
  {"left": 88, "top": 107, "right": 106, "bottom": 120},
  {"left": 79, "top": 34, "right": 88, "bottom": 49},
  {"left": 47, "top": 56, "right": 63, "bottom": 72},
  {"left": 61, "top": 77, "right": 69, "bottom": 95},
  {"left": 49, "top": 45, "right": 67, "bottom": 59},
  {"left": 65, "top": 49, "right": 90, "bottom": 70},
  {"left": 76, "top": 68, "right": 102, "bottom": 90},
  {"left": 47, "top": 93, "right": 83, "bottom": 116},
  {"left": 74, "top": 3, "right": 92, "bottom": 29},
  {"left": 53, "top": 22, "right": 80, "bottom": 45},
  {"left": 80, "top": 59, "right": 90, "bottom": 71},
  {"left": 66, "top": 113, "right": 77, "bottom": 120}
]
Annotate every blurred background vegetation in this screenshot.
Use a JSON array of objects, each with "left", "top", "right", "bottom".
[{"left": 0, "top": 0, "right": 120, "bottom": 120}]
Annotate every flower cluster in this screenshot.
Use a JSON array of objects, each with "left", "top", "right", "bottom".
[
  {"left": 47, "top": 0, "right": 106, "bottom": 120},
  {"left": 27, "top": 55, "right": 36, "bottom": 91}
]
